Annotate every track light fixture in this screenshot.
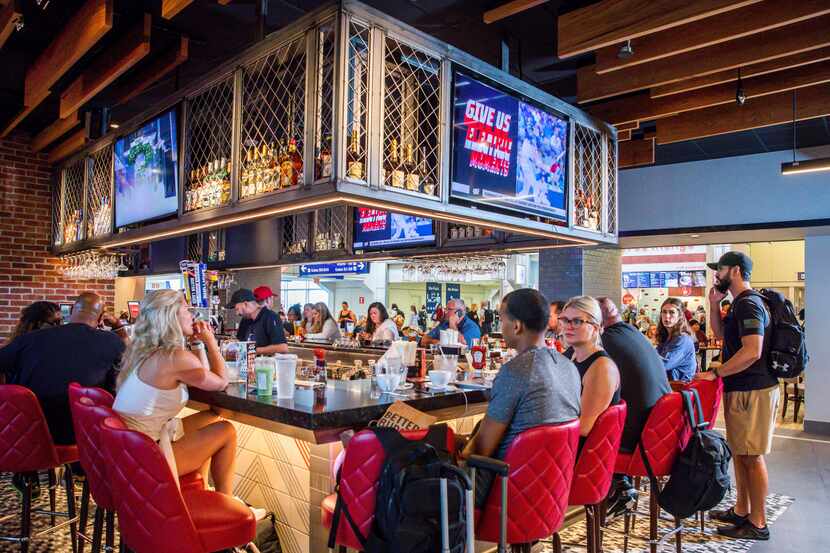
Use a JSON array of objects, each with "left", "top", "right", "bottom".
[
  {"left": 617, "top": 40, "right": 633, "bottom": 59},
  {"left": 780, "top": 90, "right": 830, "bottom": 175},
  {"left": 735, "top": 67, "right": 746, "bottom": 106}
]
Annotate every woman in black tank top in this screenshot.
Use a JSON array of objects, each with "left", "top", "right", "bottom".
[{"left": 560, "top": 297, "right": 621, "bottom": 438}]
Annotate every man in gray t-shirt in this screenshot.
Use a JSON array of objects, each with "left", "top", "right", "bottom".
[{"left": 461, "top": 289, "right": 581, "bottom": 506}]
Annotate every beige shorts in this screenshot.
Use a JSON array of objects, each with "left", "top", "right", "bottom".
[{"left": 724, "top": 385, "right": 780, "bottom": 456}]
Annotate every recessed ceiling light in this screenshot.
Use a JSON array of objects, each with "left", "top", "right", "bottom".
[{"left": 110, "top": 123, "right": 120, "bottom": 129}]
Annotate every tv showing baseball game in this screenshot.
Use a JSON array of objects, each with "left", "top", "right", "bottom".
[{"left": 353, "top": 208, "right": 435, "bottom": 251}]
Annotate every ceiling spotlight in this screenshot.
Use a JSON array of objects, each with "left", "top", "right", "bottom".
[
  {"left": 735, "top": 67, "right": 746, "bottom": 105},
  {"left": 617, "top": 40, "right": 634, "bottom": 59},
  {"left": 110, "top": 123, "right": 120, "bottom": 129}
]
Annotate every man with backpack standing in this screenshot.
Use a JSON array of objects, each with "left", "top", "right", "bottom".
[{"left": 696, "top": 251, "right": 778, "bottom": 540}]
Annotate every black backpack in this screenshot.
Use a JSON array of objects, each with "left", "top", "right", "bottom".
[
  {"left": 742, "top": 289, "right": 807, "bottom": 379},
  {"left": 641, "top": 390, "right": 732, "bottom": 519},
  {"left": 328, "top": 424, "right": 471, "bottom": 553}
]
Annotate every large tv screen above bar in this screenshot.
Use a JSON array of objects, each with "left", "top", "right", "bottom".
[
  {"left": 450, "top": 69, "right": 569, "bottom": 223},
  {"left": 353, "top": 208, "right": 435, "bottom": 251},
  {"left": 114, "top": 108, "right": 180, "bottom": 228}
]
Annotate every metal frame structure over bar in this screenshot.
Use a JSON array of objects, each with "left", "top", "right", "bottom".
[{"left": 51, "top": 0, "right": 616, "bottom": 257}]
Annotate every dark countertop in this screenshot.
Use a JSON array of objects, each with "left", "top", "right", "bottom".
[{"left": 188, "top": 379, "right": 490, "bottom": 444}]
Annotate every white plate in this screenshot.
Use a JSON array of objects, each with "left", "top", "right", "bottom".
[{"left": 396, "top": 382, "right": 414, "bottom": 391}]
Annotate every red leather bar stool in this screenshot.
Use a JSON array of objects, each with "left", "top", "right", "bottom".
[
  {"left": 68, "top": 382, "right": 114, "bottom": 408},
  {"left": 320, "top": 426, "right": 457, "bottom": 551},
  {"left": 469, "top": 420, "right": 581, "bottom": 553},
  {"left": 0, "top": 384, "right": 79, "bottom": 553},
  {"left": 69, "top": 390, "right": 205, "bottom": 553},
  {"left": 683, "top": 377, "right": 724, "bottom": 531},
  {"left": 99, "top": 416, "right": 255, "bottom": 553},
  {"left": 569, "top": 402, "right": 627, "bottom": 553},
  {"left": 613, "top": 392, "right": 686, "bottom": 553}
]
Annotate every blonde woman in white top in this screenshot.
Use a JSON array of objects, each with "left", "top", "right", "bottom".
[
  {"left": 113, "top": 290, "right": 235, "bottom": 495},
  {"left": 306, "top": 302, "right": 342, "bottom": 341}
]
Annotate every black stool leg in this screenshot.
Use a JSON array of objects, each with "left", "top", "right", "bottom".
[
  {"left": 585, "top": 505, "right": 595, "bottom": 553},
  {"left": 20, "top": 474, "right": 32, "bottom": 553},
  {"left": 48, "top": 469, "right": 56, "bottom": 527},
  {"left": 105, "top": 510, "right": 115, "bottom": 552},
  {"left": 63, "top": 466, "right": 78, "bottom": 553},
  {"left": 91, "top": 508, "right": 104, "bottom": 553},
  {"left": 553, "top": 533, "right": 562, "bottom": 553},
  {"left": 78, "top": 479, "right": 89, "bottom": 553},
  {"left": 674, "top": 516, "right": 682, "bottom": 553},
  {"left": 782, "top": 383, "right": 790, "bottom": 420},
  {"left": 649, "top": 482, "right": 658, "bottom": 553}
]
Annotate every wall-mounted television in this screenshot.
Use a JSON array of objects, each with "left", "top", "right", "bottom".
[
  {"left": 353, "top": 208, "right": 435, "bottom": 251},
  {"left": 450, "top": 69, "right": 568, "bottom": 223},
  {"left": 114, "top": 108, "right": 179, "bottom": 228}
]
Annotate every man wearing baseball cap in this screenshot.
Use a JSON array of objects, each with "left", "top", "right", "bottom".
[
  {"left": 253, "top": 285, "right": 275, "bottom": 309},
  {"left": 696, "top": 251, "right": 777, "bottom": 540},
  {"left": 227, "top": 288, "right": 288, "bottom": 354}
]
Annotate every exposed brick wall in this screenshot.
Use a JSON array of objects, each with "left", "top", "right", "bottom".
[
  {"left": 0, "top": 133, "right": 114, "bottom": 342},
  {"left": 538, "top": 246, "right": 622, "bottom": 307}
]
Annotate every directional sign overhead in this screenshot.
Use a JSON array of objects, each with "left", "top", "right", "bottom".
[{"left": 298, "top": 262, "right": 370, "bottom": 277}]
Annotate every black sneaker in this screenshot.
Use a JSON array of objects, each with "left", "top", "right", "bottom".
[
  {"left": 606, "top": 487, "right": 638, "bottom": 518},
  {"left": 717, "top": 520, "right": 770, "bottom": 540},
  {"left": 709, "top": 507, "right": 748, "bottom": 525}
]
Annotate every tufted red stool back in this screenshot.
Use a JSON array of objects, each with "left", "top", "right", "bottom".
[
  {"left": 570, "top": 401, "right": 627, "bottom": 506},
  {"left": 70, "top": 397, "right": 118, "bottom": 510},
  {"left": 0, "top": 384, "right": 75, "bottom": 472},
  {"left": 684, "top": 378, "right": 723, "bottom": 429},
  {"left": 614, "top": 392, "right": 685, "bottom": 477},
  {"left": 476, "top": 420, "right": 581, "bottom": 544},
  {"left": 69, "top": 382, "right": 114, "bottom": 409},
  {"left": 321, "top": 426, "right": 456, "bottom": 550}
]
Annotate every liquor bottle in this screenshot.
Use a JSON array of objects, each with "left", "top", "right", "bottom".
[
  {"left": 418, "top": 146, "right": 431, "bottom": 195},
  {"left": 404, "top": 142, "right": 419, "bottom": 191},
  {"left": 243, "top": 148, "right": 254, "bottom": 197},
  {"left": 279, "top": 139, "right": 293, "bottom": 188},
  {"left": 220, "top": 158, "right": 231, "bottom": 205},
  {"left": 386, "top": 137, "right": 404, "bottom": 188},
  {"left": 266, "top": 143, "right": 278, "bottom": 192},
  {"left": 317, "top": 134, "right": 332, "bottom": 179},
  {"left": 289, "top": 138, "right": 303, "bottom": 186},
  {"left": 587, "top": 194, "right": 599, "bottom": 230},
  {"left": 346, "top": 128, "right": 363, "bottom": 179},
  {"left": 259, "top": 144, "right": 270, "bottom": 194},
  {"left": 576, "top": 189, "right": 587, "bottom": 227}
]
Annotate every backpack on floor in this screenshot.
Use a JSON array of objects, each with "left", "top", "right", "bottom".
[
  {"left": 328, "top": 423, "right": 470, "bottom": 553},
  {"left": 742, "top": 289, "right": 807, "bottom": 379},
  {"left": 641, "top": 389, "right": 732, "bottom": 519}
]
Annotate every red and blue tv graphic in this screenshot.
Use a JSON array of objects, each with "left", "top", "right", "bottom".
[
  {"left": 451, "top": 71, "right": 568, "bottom": 222},
  {"left": 353, "top": 208, "right": 435, "bottom": 251}
]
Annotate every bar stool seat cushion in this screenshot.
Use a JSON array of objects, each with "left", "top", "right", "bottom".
[
  {"left": 569, "top": 402, "right": 626, "bottom": 506},
  {"left": 183, "top": 489, "right": 256, "bottom": 552},
  {"left": 180, "top": 471, "right": 205, "bottom": 491}
]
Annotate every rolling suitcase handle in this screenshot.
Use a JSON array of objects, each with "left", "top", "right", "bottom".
[
  {"left": 439, "top": 464, "right": 475, "bottom": 553},
  {"left": 467, "top": 455, "right": 510, "bottom": 553}
]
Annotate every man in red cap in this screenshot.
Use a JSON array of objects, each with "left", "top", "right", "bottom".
[{"left": 253, "top": 285, "right": 275, "bottom": 310}]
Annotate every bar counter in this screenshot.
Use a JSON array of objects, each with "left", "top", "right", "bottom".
[{"left": 186, "top": 379, "right": 489, "bottom": 553}]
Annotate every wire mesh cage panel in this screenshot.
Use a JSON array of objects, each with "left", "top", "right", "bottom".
[
  {"left": 187, "top": 233, "right": 203, "bottom": 262},
  {"left": 61, "top": 159, "right": 86, "bottom": 244},
  {"left": 344, "top": 21, "right": 370, "bottom": 182},
  {"left": 381, "top": 34, "right": 441, "bottom": 197},
  {"left": 240, "top": 36, "right": 307, "bottom": 199},
  {"left": 282, "top": 212, "right": 312, "bottom": 257},
  {"left": 573, "top": 123, "right": 604, "bottom": 232},
  {"left": 184, "top": 77, "right": 234, "bottom": 213},
  {"left": 52, "top": 178, "right": 63, "bottom": 246},
  {"left": 87, "top": 146, "right": 112, "bottom": 239},
  {"left": 207, "top": 229, "right": 226, "bottom": 262},
  {"left": 313, "top": 206, "right": 348, "bottom": 252},
  {"left": 314, "top": 21, "right": 336, "bottom": 182},
  {"left": 606, "top": 135, "right": 617, "bottom": 235}
]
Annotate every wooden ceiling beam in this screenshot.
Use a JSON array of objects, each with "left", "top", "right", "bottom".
[
  {"left": 0, "top": 88, "right": 48, "bottom": 138},
  {"left": 594, "top": 0, "right": 830, "bottom": 75},
  {"left": 483, "top": 0, "right": 547, "bottom": 24},
  {"left": 617, "top": 129, "right": 632, "bottom": 141},
  {"left": 577, "top": 14, "right": 830, "bottom": 103},
  {"left": 24, "top": 0, "right": 113, "bottom": 108},
  {"left": 614, "top": 120, "right": 639, "bottom": 131},
  {"left": 31, "top": 111, "right": 81, "bottom": 152},
  {"left": 0, "top": 0, "right": 21, "bottom": 50},
  {"left": 47, "top": 129, "right": 87, "bottom": 164},
  {"left": 650, "top": 47, "right": 830, "bottom": 98},
  {"left": 656, "top": 82, "right": 830, "bottom": 144},
  {"left": 557, "top": 0, "right": 760, "bottom": 59},
  {"left": 619, "top": 137, "right": 655, "bottom": 168},
  {"left": 162, "top": 0, "right": 193, "bottom": 19},
  {"left": 108, "top": 35, "right": 188, "bottom": 108},
  {"left": 59, "top": 14, "right": 151, "bottom": 119},
  {"left": 589, "top": 60, "right": 830, "bottom": 125}
]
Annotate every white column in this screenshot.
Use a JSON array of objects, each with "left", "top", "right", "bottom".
[{"left": 804, "top": 234, "right": 830, "bottom": 435}]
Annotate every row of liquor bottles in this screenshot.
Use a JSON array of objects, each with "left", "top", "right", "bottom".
[
  {"left": 56, "top": 199, "right": 112, "bottom": 245},
  {"left": 185, "top": 160, "right": 231, "bottom": 212},
  {"left": 381, "top": 137, "right": 437, "bottom": 196},
  {"left": 575, "top": 189, "right": 601, "bottom": 231},
  {"left": 240, "top": 138, "right": 308, "bottom": 198}
]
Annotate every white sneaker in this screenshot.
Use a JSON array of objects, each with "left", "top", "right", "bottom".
[{"left": 234, "top": 496, "right": 268, "bottom": 521}]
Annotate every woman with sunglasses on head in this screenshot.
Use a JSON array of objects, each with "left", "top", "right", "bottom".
[
  {"left": 560, "top": 296, "right": 621, "bottom": 440},
  {"left": 656, "top": 298, "right": 697, "bottom": 382}
]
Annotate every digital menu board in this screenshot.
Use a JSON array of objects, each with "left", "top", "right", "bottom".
[
  {"left": 450, "top": 70, "right": 568, "bottom": 222},
  {"left": 353, "top": 208, "right": 435, "bottom": 251},
  {"left": 623, "top": 270, "right": 704, "bottom": 289},
  {"left": 114, "top": 109, "right": 179, "bottom": 227}
]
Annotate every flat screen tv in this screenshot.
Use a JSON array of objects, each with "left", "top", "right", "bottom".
[
  {"left": 450, "top": 69, "right": 568, "bottom": 223},
  {"left": 114, "top": 109, "right": 179, "bottom": 228},
  {"left": 353, "top": 208, "right": 435, "bottom": 251}
]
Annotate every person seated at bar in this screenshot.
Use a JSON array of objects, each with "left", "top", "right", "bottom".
[
  {"left": 360, "top": 302, "right": 399, "bottom": 343},
  {"left": 656, "top": 298, "right": 697, "bottom": 382},
  {"left": 560, "top": 296, "right": 620, "bottom": 440},
  {"left": 459, "top": 288, "right": 581, "bottom": 506},
  {"left": 420, "top": 298, "right": 481, "bottom": 346},
  {"left": 306, "top": 302, "right": 341, "bottom": 342},
  {"left": 338, "top": 301, "right": 357, "bottom": 331},
  {"left": 229, "top": 288, "right": 288, "bottom": 354},
  {"left": 302, "top": 303, "right": 315, "bottom": 333},
  {"left": 9, "top": 300, "right": 62, "bottom": 340},
  {"left": 113, "top": 290, "right": 244, "bottom": 502},
  {"left": 0, "top": 293, "right": 125, "bottom": 445},
  {"left": 284, "top": 304, "right": 302, "bottom": 336},
  {"left": 690, "top": 319, "right": 708, "bottom": 349},
  {"left": 597, "top": 298, "right": 671, "bottom": 516},
  {"left": 546, "top": 300, "right": 566, "bottom": 351}
]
